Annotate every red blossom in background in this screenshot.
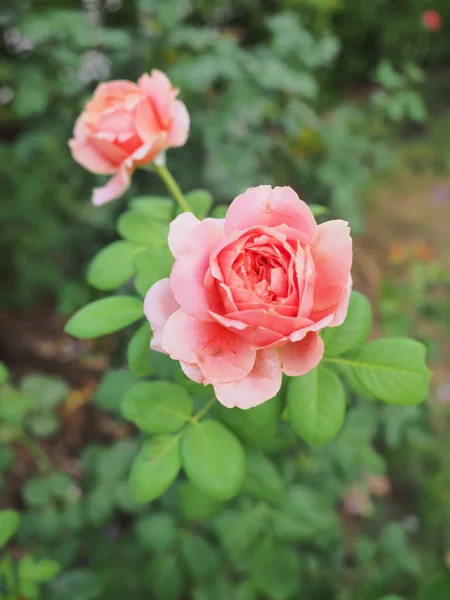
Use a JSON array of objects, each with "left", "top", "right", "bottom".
[{"left": 421, "top": 9, "right": 442, "bottom": 31}]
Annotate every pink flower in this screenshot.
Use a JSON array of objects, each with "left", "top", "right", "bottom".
[
  {"left": 421, "top": 9, "right": 441, "bottom": 31},
  {"left": 145, "top": 186, "right": 353, "bottom": 409},
  {"left": 69, "top": 70, "right": 189, "bottom": 206}
]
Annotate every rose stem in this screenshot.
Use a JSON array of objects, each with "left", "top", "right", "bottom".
[{"left": 153, "top": 163, "right": 191, "bottom": 213}]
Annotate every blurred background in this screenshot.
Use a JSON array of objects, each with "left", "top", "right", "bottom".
[{"left": 1, "top": 1, "right": 450, "bottom": 599}]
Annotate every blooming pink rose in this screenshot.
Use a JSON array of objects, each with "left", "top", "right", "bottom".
[
  {"left": 69, "top": 70, "right": 189, "bottom": 206},
  {"left": 145, "top": 186, "right": 352, "bottom": 409}
]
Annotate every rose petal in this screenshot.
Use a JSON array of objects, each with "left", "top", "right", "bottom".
[
  {"left": 226, "top": 308, "right": 312, "bottom": 337},
  {"left": 296, "top": 245, "right": 316, "bottom": 317},
  {"left": 167, "top": 99, "right": 190, "bottom": 147},
  {"left": 225, "top": 186, "right": 317, "bottom": 243},
  {"left": 279, "top": 332, "right": 324, "bottom": 376},
  {"left": 311, "top": 220, "right": 353, "bottom": 312},
  {"left": 69, "top": 120, "right": 119, "bottom": 175},
  {"left": 180, "top": 361, "right": 208, "bottom": 384},
  {"left": 170, "top": 218, "right": 225, "bottom": 321},
  {"left": 213, "top": 349, "right": 282, "bottom": 409},
  {"left": 135, "top": 98, "right": 165, "bottom": 143},
  {"left": 138, "top": 70, "right": 177, "bottom": 130},
  {"left": 161, "top": 309, "right": 257, "bottom": 383},
  {"left": 168, "top": 212, "right": 201, "bottom": 258},
  {"left": 92, "top": 166, "right": 131, "bottom": 206},
  {"left": 328, "top": 274, "right": 353, "bottom": 327},
  {"left": 144, "top": 278, "right": 180, "bottom": 353}
]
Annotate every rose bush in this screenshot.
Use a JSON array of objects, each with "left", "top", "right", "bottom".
[
  {"left": 145, "top": 185, "right": 353, "bottom": 408},
  {"left": 69, "top": 70, "right": 189, "bottom": 206}
]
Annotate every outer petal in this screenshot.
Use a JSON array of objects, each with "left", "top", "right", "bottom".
[
  {"left": 170, "top": 218, "right": 225, "bottom": 321},
  {"left": 168, "top": 212, "right": 201, "bottom": 258},
  {"left": 213, "top": 349, "right": 282, "bottom": 409},
  {"left": 328, "top": 274, "right": 352, "bottom": 327},
  {"left": 226, "top": 309, "right": 312, "bottom": 337},
  {"left": 138, "top": 70, "right": 176, "bottom": 129},
  {"left": 69, "top": 134, "right": 118, "bottom": 175},
  {"left": 128, "top": 136, "right": 167, "bottom": 168},
  {"left": 92, "top": 166, "right": 130, "bottom": 206},
  {"left": 167, "top": 99, "right": 190, "bottom": 147},
  {"left": 144, "top": 278, "right": 180, "bottom": 353},
  {"left": 224, "top": 186, "right": 317, "bottom": 243},
  {"left": 279, "top": 332, "right": 324, "bottom": 376},
  {"left": 180, "top": 362, "right": 208, "bottom": 384},
  {"left": 135, "top": 98, "right": 163, "bottom": 143},
  {"left": 311, "top": 220, "right": 353, "bottom": 312},
  {"left": 161, "top": 309, "right": 257, "bottom": 384}
]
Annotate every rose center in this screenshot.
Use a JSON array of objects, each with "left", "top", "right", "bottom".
[{"left": 234, "top": 250, "right": 288, "bottom": 303}]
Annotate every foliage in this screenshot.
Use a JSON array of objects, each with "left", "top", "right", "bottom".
[
  {"left": 1, "top": 0, "right": 441, "bottom": 308},
  {"left": 1, "top": 2, "right": 448, "bottom": 600}
]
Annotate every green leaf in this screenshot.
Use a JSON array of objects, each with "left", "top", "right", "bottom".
[
  {"left": 0, "top": 362, "right": 9, "bottom": 384},
  {"left": 178, "top": 482, "right": 222, "bottom": 521},
  {"left": 251, "top": 540, "right": 301, "bottom": 600},
  {"left": 0, "top": 386, "right": 35, "bottom": 427},
  {"left": 271, "top": 485, "right": 338, "bottom": 542},
  {"left": 47, "top": 570, "right": 103, "bottom": 600},
  {"left": 148, "top": 553, "right": 183, "bottom": 600},
  {"left": 0, "top": 510, "right": 20, "bottom": 547},
  {"left": 327, "top": 338, "right": 432, "bottom": 405},
  {"left": 117, "top": 210, "right": 169, "bottom": 247},
  {"left": 96, "top": 438, "right": 137, "bottom": 481},
  {"left": 19, "top": 556, "right": 60, "bottom": 583},
  {"left": 27, "top": 412, "right": 60, "bottom": 437},
  {"left": 287, "top": 366, "right": 346, "bottom": 445},
  {"left": 49, "top": 472, "right": 73, "bottom": 500},
  {"left": 121, "top": 381, "right": 192, "bottom": 433},
  {"left": 134, "top": 513, "right": 177, "bottom": 552},
  {"left": 181, "top": 535, "right": 220, "bottom": 582},
  {"left": 214, "top": 509, "right": 268, "bottom": 563},
  {"left": 218, "top": 394, "right": 281, "bottom": 446},
  {"left": 211, "top": 205, "right": 228, "bottom": 218},
  {"left": 130, "top": 436, "right": 181, "bottom": 503},
  {"left": 243, "top": 451, "right": 285, "bottom": 506},
  {"left": 21, "top": 374, "right": 68, "bottom": 409},
  {"left": 94, "top": 369, "right": 140, "bottom": 413},
  {"left": 134, "top": 247, "right": 173, "bottom": 297},
  {"left": 181, "top": 420, "right": 245, "bottom": 500},
  {"left": 87, "top": 487, "right": 114, "bottom": 525},
  {"left": 309, "top": 203, "right": 328, "bottom": 217},
  {"left": 183, "top": 189, "right": 213, "bottom": 219},
  {"left": 65, "top": 296, "right": 143, "bottom": 339},
  {"left": 87, "top": 241, "right": 143, "bottom": 291},
  {"left": 323, "top": 291, "right": 372, "bottom": 357},
  {"left": 127, "top": 322, "right": 152, "bottom": 377},
  {"left": 129, "top": 196, "right": 173, "bottom": 221}
]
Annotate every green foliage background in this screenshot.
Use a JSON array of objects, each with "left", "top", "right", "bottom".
[
  {"left": 3, "top": 0, "right": 450, "bottom": 309},
  {"left": 1, "top": 1, "right": 450, "bottom": 600}
]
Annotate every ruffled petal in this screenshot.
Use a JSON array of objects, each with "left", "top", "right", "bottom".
[
  {"left": 144, "top": 279, "right": 180, "bottom": 353},
  {"left": 311, "top": 220, "right": 353, "bottom": 313},
  {"left": 170, "top": 219, "right": 225, "bottom": 321},
  {"left": 213, "top": 349, "right": 282, "bottom": 409},
  {"left": 224, "top": 186, "right": 317, "bottom": 244},
  {"left": 161, "top": 310, "right": 257, "bottom": 383},
  {"left": 279, "top": 332, "right": 324, "bottom": 376}
]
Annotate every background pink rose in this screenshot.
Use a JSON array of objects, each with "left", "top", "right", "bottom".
[
  {"left": 145, "top": 185, "right": 353, "bottom": 409},
  {"left": 69, "top": 70, "right": 189, "bottom": 206}
]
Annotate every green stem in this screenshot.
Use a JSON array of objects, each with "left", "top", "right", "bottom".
[
  {"left": 153, "top": 163, "right": 191, "bottom": 213},
  {"left": 191, "top": 395, "right": 216, "bottom": 425}
]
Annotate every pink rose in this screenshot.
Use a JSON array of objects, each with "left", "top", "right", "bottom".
[
  {"left": 145, "top": 186, "right": 352, "bottom": 409},
  {"left": 69, "top": 70, "right": 189, "bottom": 206}
]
